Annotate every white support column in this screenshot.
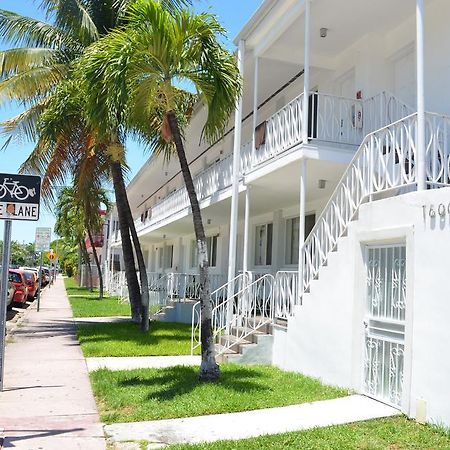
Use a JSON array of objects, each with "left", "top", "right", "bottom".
[
  {"left": 243, "top": 185, "right": 252, "bottom": 274},
  {"left": 297, "top": 159, "right": 307, "bottom": 304},
  {"left": 227, "top": 39, "right": 245, "bottom": 286},
  {"left": 302, "top": 0, "right": 311, "bottom": 143},
  {"left": 416, "top": 0, "right": 426, "bottom": 191},
  {"left": 251, "top": 57, "right": 259, "bottom": 151}
]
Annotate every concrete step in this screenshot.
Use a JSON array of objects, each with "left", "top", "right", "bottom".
[
  {"left": 229, "top": 327, "right": 266, "bottom": 344},
  {"left": 219, "top": 334, "right": 252, "bottom": 353}
]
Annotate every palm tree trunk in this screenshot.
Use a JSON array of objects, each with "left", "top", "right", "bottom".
[
  {"left": 87, "top": 226, "right": 104, "bottom": 300},
  {"left": 110, "top": 161, "right": 142, "bottom": 323},
  {"left": 167, "top": 111, "right": 220, "bottom": 381},
  {"left": 127, "top": 213, "right": 150, "bottom": 332},
  {"left": 80, "top": 238, "right": 93, "bottom": 291}
]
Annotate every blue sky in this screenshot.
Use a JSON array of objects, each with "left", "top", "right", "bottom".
[{"left": 0, "top": 0, "right": 262, "bottom": 242}]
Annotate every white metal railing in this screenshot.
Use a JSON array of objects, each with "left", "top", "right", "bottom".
[
  {"left": 120, "top": 91, "right": 414, "bottom": 242},
  {"left": 212, "top": 274, "right": 275, "bottom": 356},
  {"left": 191, "top": 273, "right": 249, "bottom": 355},
  {"left": 253, "top": 93, "right": 305, "bottom": 167},
  {"left": 302, "top": 112, "right": 450, "bottom": 297},
  {"left": 364, "top": 91, "right": 415, "bottom": 134},
  {"left": 425, "top": 113, "right": 450, "bottom": 186},
  {"left": 274, "top": 271, "right": 299, "bottom": 320},
  {"left": 312, "top": 93, "right": 364, "bottom": 146},
  {"left": 149, "top": 272, "right": 227, "bottom": 316}
]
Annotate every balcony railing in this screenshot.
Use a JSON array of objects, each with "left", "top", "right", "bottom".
[{"left": 116, "top": 91, "right": 413, "bottom": 240}]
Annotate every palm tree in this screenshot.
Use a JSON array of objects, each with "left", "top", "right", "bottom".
[
  {"left": 0, "top": 0, "right": 192, "bottom": 328},
  {"left": 80, "top": 0, "right": 241, "bottom": 380},
  {"left": 55, "top": 187, "right": 94, "bottom": 291}
]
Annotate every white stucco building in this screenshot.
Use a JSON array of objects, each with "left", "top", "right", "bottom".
[{"left": 105, "top": 0, "right": 450, "bottom": 427}]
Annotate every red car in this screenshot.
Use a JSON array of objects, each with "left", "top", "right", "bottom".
[
  {"left": 21, "top": 270, "right": 38, "bottom": 299},
  {"left": 9, "top": 269, "right": 28, "bottom": 305}
]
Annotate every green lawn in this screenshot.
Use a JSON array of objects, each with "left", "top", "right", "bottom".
[
  {"left": 167, "top": 417, "right": 450, "bottom": 450},
  {"left": 64, "top": 277, "right": 131, "bottom": 317},
  {"left": 91, "top": 364, "right": 348, "bottom": 424},
  {"left": 77, "top": 321, "right": 197, "bottom": 357}
]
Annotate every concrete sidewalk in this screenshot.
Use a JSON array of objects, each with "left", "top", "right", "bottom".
[
  {"left": 105, "top": 395, "right": 400, "bottom": 447},
  {"left": 86, "top": 355, "right": 201, "bottom": 372},
  {"left": 0, "top": 276, "right": 106, "bottom": 449}
]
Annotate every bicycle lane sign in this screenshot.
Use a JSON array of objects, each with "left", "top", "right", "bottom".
[{"left": 0, "top": 173, "right": 41, "bottom": 221}]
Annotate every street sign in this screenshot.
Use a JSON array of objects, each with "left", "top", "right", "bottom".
[
  {"left": 35, "top": 227, "right": 52, "bottom": 252},
  {"left": 48, "top": 249, "right": 57, "bottom": 261},
  {"left": 0, "top": 173, "right": 41, "bottom": 221}
]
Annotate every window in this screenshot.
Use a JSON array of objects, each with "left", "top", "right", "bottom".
[
  {"left": 285, "top": 214, "right": 316, "bottom": 265},
  {"left": 254, "top": 223, "right": 273, "bottom": 266},
  {"left": 191, "top": 236, "right": 218, "bottom": 268},
  {"left": 163, "top": 245, "right": 173, "bottom": 269}
]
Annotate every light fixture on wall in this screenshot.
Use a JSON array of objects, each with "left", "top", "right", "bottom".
[
  {"left": 318, "top": 179, "right": 327, "bottom": 189},
  {"left": 320, "top": 27, "right": 328, "bottom": 38}
]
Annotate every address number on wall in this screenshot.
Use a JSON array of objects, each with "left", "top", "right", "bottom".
[{"left": 422, "top": 204, "right": 450, "bottom": 218}]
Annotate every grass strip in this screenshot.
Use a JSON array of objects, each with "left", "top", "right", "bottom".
[
  {"left": 167, "top": 416, "right": 450, "bottom": 449},
  {"left": 64, "top": 277, "right": 131, "bottom": 317},
  {"left": 77, "top": 321, "right": 198, "bottom": 357},
  {"left": 91, "top": 364, "right": 347, "bottom": 423}
]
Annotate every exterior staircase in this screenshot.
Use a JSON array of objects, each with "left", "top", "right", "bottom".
[{"left": 191, "top": 110, "right": 450, "bottom": 361}]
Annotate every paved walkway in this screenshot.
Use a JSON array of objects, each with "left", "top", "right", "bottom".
[
  {"left": 105, "top": 395, "right": 400, "bottom": 447},
  {"left": 86, "top": 355, "right": 201, "bottom": 372},
  {"left": 0, "top": 276, "right": 106, "bottom": 449},
  {"left": 73, "top": 316, "right": 131, "bottom": 324}
]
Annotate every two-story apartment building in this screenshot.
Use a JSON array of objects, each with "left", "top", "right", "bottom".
[{"left": 105, "top": 0, "right": 450, "bottom": 427}]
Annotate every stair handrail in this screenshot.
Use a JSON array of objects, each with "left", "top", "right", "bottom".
[
  {"left": 274, "top": 271, "right": 299, "bottom": 320},
  {"left": 212, "top": 273, "right": 275, "bottom": 356},
  {"left": 301, "top": 112, "right": 420, "bottom": 298},
  {"left": 190, "top": 272, "right": 250, "bottom": 356}
]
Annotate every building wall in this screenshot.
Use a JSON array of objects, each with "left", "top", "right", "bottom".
[{"left": 272, "top": 186, "right": 450, "bottom": 426}]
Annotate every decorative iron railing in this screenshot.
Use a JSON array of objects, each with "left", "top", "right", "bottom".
[
  {"left": 190, "top": 273, "right": 249, "bottom": 355},
  {"left": 114, "top": 91, "right": 412, "bottom": 243},
  {"left": 302, "top": 112, "right": 450, "bottom": 297}
]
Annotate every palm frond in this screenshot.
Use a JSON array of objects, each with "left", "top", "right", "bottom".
[
  {"left": 0, "top": 98, "right": 49, "bottom": 145},
  {"left": 0, "top": 64, "right": 68, "bottom": 107},
  {"left": 0, "top": 47, "right": 62, "bottom": 79},
  {"left": 0, "top": 9, "right": 79, "bottom": 50}
]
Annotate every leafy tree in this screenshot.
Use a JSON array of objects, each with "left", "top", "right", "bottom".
[
  {"left": 0, "top": 0, "right": 191, "bottom": 327},
  {"left": 81, "top": 0, "right": 241, "bottom": 380}
]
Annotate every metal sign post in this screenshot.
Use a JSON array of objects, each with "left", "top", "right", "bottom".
[
  {"left": 0, "top": 220, "right": 12, "bottom": 391},
  {"left": 0, "top": 173, "right": 41, "bottom": 391},
  {"left": 35, "top": 227, "right": 51, "bottom": 312}
]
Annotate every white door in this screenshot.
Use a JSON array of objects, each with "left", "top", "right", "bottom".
[{"left": 364, "top": 245, "right": 406, "bottom": 407}]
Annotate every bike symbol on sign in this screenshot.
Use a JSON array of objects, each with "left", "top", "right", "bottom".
[{"left": 0, "top": 177, "right": 36, "bottom": 201}]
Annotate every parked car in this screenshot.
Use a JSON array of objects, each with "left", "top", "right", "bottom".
[
  {"left": 20, "top": 270, "right": 38, "bottom": 299},
  {"left": 7, "top": 281, "right": 14, "bottom": 308},
  {"left": 8, "top": 269, "right": 28, "bottom": 305},
  {"left": 20, "top": 267, "right": 43, "bottom": 290},
  {"left": 0, "top": 275, "right": 14, "bottom": 308},
  {"left": 42, "top": 267, "right": 51, "bottom": 285}
]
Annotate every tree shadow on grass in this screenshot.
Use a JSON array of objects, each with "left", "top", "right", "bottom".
[{"left": 118, "top": 365, "right": 269, "bottom": 402}]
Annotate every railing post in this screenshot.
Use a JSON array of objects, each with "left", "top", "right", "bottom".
[
  {"left": 227, "top": 40, "right": 245, "bottom": 328},
  {"left": 302, "top": 0, "right": 311, "bottom": 144},
  {"left": 252, "top": 57, "right": 259, "bottom": 152},
  {"left": 243, "top": 185, "right": 251, "bottom": 274},
  {"left": 416, "top": 0, "right": 426, "bottom": 191},
  {"left": 298, "top": 159, "right": 307, "bottom": 304}
]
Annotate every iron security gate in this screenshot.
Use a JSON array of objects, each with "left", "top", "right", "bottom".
[{"left": 364, "top": 245, "right": 406, "bottom": 407}]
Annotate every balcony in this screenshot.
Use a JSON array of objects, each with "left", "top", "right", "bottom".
[{"left": 116, "top": 91, "right": 413, "bottom": 240}]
